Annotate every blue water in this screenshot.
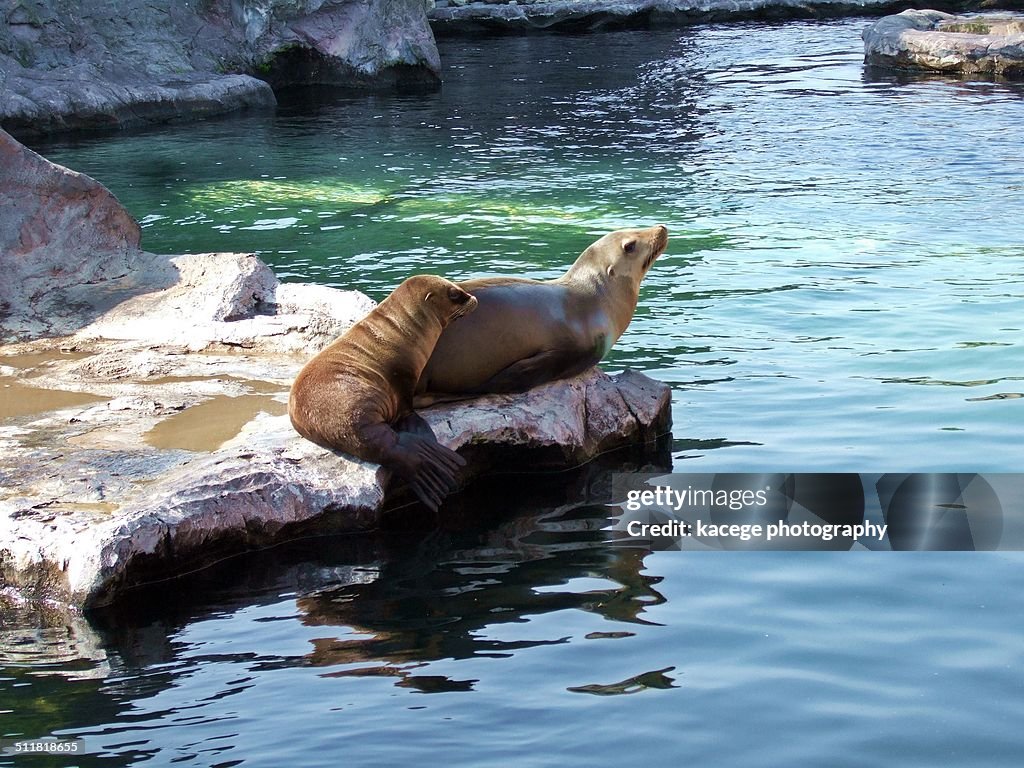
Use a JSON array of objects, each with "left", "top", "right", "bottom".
[
  {"left": 5, "top": 18, "right": 1024, "bottom": 767},
  {"left": 3, "top": 527, "right": 1024, "bottom": 766},
  {"left": 33, "top": 19, "right": 1024, "bottom": 472}
]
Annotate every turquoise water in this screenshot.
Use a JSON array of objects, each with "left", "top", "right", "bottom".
[
  {"left": 34, "top": 19, "right": 1024, "bottom": 471},
  {"left": 6, "top": 19, "right": 1024, "bottom": 766}
]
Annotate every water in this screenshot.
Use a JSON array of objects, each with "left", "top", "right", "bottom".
[
  {"left": 31, "top": 20, "right": 1024, "bottom": 472},
  {"left": 3, "top": 515, "right": 1024, "bottom": 767},
  {"left": 6, "top": 19, "right": 1024, "bottom": 766}
]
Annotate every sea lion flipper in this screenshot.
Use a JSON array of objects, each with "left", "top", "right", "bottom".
[
  {"left": 393, "top": 429, "right": 463, "bottom": 511},
  {"left": 394, "top": 412, "right": 466, "bottom": 471},
  {"left": 393, "top": 410, "right": 435, "bottom": 438},
  {"left": 474, "top": 349, "right": 592, "bottom": 394},
  {"left": 409, "top": 465, "right": 446, "bottom": 512}
]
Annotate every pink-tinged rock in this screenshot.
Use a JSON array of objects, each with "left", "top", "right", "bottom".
[{"left": 0, "top": 128, "right": 142, "bottom": 340}]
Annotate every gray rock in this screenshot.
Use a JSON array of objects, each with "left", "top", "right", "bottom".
[
  {"left": 0, "top": 129, "right": 672, "bottom": 611},
  {"left": 863, "top": 10, "right": 1024, "bottom": 77},
  {"left": 1, "top": 0, "right": 441, "bottom": 136}
]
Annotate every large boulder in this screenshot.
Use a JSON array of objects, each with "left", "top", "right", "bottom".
[
  {"left": 0, "top": 129, "right": 672, "bottom": 610},
  {"left": 863, "top": 10, "right": 1024, "bottom": 76},
  {"left": 0, "top": 128, "right": 143, "bottom": 340},
  {"left": 1, "top": 0, "right": 441, "bottom": 135}
]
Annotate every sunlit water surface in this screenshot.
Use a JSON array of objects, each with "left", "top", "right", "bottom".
[
  {"left": 33, "top": 19, "right": 1024, "bottom": 471},
  {"left": 7, "top": 19, "right": 1024, "bottom": 767}
]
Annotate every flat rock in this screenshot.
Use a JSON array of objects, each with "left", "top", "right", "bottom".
[
  {"left": 863, "top": 10, "right": 1024, "bottom": 76},
  {"left": 0, "top": 129, "right": 672, "bottom": 611}
]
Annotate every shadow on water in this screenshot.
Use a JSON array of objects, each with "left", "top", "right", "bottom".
[{"left": 862, "top": 63, "right": 1024, "bottom": 92}]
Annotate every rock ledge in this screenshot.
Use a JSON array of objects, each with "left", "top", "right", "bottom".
[
  {"left": 0, "top": 129, "right": 672, "bottom": 610},
  {"left": 863, "top": 10, "right": 1024, "bottom": 76}
]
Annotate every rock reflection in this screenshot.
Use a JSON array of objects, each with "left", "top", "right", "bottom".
[
  {"left": 568, "top": 666, "right": 678, "bottom": 696},
  {"left": 291, "top": 477, "right": 668, "bottom": 691},
  {"left": 0, "top": 605, "right": 110, "bottom": 679}
]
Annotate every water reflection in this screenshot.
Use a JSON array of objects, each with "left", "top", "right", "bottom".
[
  {"left": 93, "top": 463, "right": 668, "bottom": 679},
  {"left": 1, "top": 456, "right": 678, "bottom": 761},
  {"left": 567, "top": 665, "right": 678, "bottom": 696}
]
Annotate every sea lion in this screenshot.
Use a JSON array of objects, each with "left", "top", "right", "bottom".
[
  {"left": 416, "top": 225, "right": 668, "bottom": 398},
  {"left": 289, "top": 275, "right": 478, "bottom": 511}
]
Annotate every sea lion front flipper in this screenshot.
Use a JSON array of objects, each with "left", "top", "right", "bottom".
[
  {"left": 395, "top": 411, "right": 468, "bottom": 479},
  {"left": 473, "top": 349, "right": 594, "bottom": 394},
  {"left": 393, "top": 431, "right": 462, "bottom": 511},
  {"left": 394, "top": 412, "right": 466, "bottom": 472},
  {"left": 390, "top": 414, "right": 465, "bottom": 511}
]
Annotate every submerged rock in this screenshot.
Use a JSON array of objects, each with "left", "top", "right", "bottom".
[
  {"left": 0, "top": 130, "right": 672, "bottom": 610},
  {"left": 863, "top": 10, "right": 1024, "bottom": 77},
  {"left": 0, "top": 0, "right": 441, "bottom": 136}
]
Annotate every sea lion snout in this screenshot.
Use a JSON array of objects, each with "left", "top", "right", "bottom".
[
  {"left": 449, "top": 291, "right": 478, "bottom": 321},
  {"left": 640, "top": 224, "right": 669, "bottom": 271},
  {"left": 652, "top": 224, "right": 669, "bottom": 251}
]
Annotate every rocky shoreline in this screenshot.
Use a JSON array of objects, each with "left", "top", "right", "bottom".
[
  {"left": 0, "top": 129, "right": 671, "bottom": 611},
  {"left": 0, "top": 0, "right": 441, "bottom": 136},
  {"left": 863, "top": 9, "right": 1024, "bottom": 75},
  {"left": 426, "top": 0, "right": 1011, "bottom": 34},
  {"left": 4, "top": 0, "right": 1018, "bottom": 137}
]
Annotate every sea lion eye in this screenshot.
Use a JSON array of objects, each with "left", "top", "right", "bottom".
[
  {"left": 448, "top": 286, "right": 466, "bottom": 302},
  {"left": 623, "top": 240, "right": 637, "bottom": 254}
]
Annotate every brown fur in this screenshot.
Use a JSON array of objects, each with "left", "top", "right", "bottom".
[
  {"left": 417, "top": 225, "right": 668, "bottom": 399},
  {"left": 289, "top": 274, "right": 477, "bottom": 510}
]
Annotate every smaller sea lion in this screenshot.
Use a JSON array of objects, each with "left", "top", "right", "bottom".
[{"left": 289, "top": 275, "right": 478, "bottom": 511}]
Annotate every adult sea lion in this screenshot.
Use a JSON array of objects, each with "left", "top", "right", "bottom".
[
  {"left": 417, "top": 225, "right": 668, "bottom": 398},
  {"left": 289, "top": 275, "right": 478, "bottom": 511}
]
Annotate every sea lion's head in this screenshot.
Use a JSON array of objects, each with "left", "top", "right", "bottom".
[
  {"left": 573, "top": 225, "right": 669, "bottom": 286},
  {"left": 406, "top": 274, "right": 478, "bottom": 327},
  {"left": 562, "top": 225, "right": 668, "bottom": 340}
]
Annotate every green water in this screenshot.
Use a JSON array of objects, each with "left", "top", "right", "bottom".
[{"left": 33, "top": 19, "right": 1024, "bottom": 470}]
